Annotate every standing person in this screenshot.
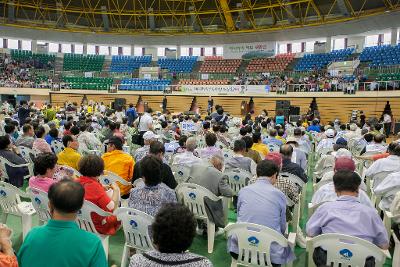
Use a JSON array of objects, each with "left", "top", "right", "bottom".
[
  {"left": 126, "top": 104, "right": 137, "bottom": 126},
  {"left": 207, "top": 96, "right": 214, "bottom": 114},
  {"left": 135, "top": 107, "right": 153, "bottom": 146},
  {"left": 359, "top": 111, "right": 366, "bottom": 127},
  {"left": 17, "top": 100, "right": 30, "bottom": 126},
  {"left": 162, "top": 96, "right": 167, "bottom": 114},
  {"left": 17, "top": 180, "right": 108, "bottom": 267},
  {"left": 383, "top": 111, "right": 392, "bottom": 138}
]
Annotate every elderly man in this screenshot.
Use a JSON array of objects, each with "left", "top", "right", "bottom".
[
  {"left": 134, "top": 131, "right": 159, "bottom": 162},
  {"left": 172, "top": 137, "right": 202, "bottom": 167},
  {"left": 312, "top": 158, "right": 371, "bottom": 207},
  {"left": 225, "top": 139, "right": 256, "bottom": 176},
  {"left": 361, "top": 133, "right": 387, "bottom": 155},
  {"left": 15, "top": 124, "right": 35, "bottom": 149},
  {"left": 280, "top": 144, "right": 308, "bottom": 183},
  {"left": 293, "top": 128, "right": 312, "bottom": 155},
  {"left": 228, "top": 160, "right": 295, "bottom": 266},
  {"left": 307, "top": 170, "right": 389, "bottom": 267},
  {"left": 17, "top": 180, "right": 108, "bottom": 267},
  {"left": 102, "top": 136, "right": 135, "bottom": 198},
  {"left": 77, "top": 124, "right": 102, "bottom": 153},
  {"left": 316, "top": 128, "right": 335, "bottom": 154}
]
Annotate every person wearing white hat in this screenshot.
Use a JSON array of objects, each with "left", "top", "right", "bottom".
[
  {"left": 316, "top": 128, "right": 335, "bottom": 154},
  {"left": 133, "top": 131, "right": 159, "bottom": 162}
]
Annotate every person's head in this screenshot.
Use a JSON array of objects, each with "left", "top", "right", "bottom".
[
  {"left": 35, "top": 126, "right": 46, "bottom": 138},
  {"left": 325, "top": 129, "right": 335, "bottom": 138},
  {"left": 4, "top": 124, "right": 15, "bottom": 135},
  {"left": 388, "top": 142, "right": 400, "bottom": 156},
  {"left": 70, "top": 126, "right": 80, "bottom": 136},
  {"left": 78, "top": 154, "right": 104, "bottom": 178},
  {"left": 239, "top": 127, "right": 248, "bottom": 136},
  {"left": 34, "top": 153, "right": 58, "bottom": 177},
  {"left": 205, "top": 132, "right": 217, "bottom": 147},
  {"left": 185, "top": 137, "right": 197, "bottom": 152},
  {"left": 364, "top": 133, "right": 374, "bottom": 143},
  {"left": 22, "top": 124, "right": 34, "bottom": 137},
  {"left": 203, "top": 121, "right": 210, "bottom": 130},
  {"left": 293, "top": 128, "right": 302, "bottom": 137},
  {"left": 334, "top": 157, "right": 356, "bottom": 172},
  {"left": 0, "top": 136, "right": 11, "bottom": 150},
  {"left": 143, "top": 131, "right": 159, "bottom": 145},
  {"left": 107, "top": 136, "right": 123, "bottom": 152},
  {"left": 178, "top": 135, "right": 188, "bottom": 148},
  {"left": 79, "top": 123, "right": 87, "bottom": 133},
  {"left": 209, "top": 155, "right": 224, "bottom": 172},
  {"left": 256, "top": 160, "right": 280, "bottom": 184},
  {"left": 265, "top": 152, "right": 283, "bottom": 170},
  {"left": 48, "top": 128, "right": 58, "bottom": 138},
  {"left": 278, "top": 128, "right": 285, "bottom": 137},
  {"left": 375, "top": 124, "right": 382, "bottom": 131},
  {"left": 151, "top": 203, "right": 197, "bottom": 253},
  {"left": 242, "top": 136, "right": 253, "bottom": 151},
  {"left": 373, "top": 134, "right": 385, "bottom": 144},
  {"left": 333, "top": 170, "right": 361, "bottom": 196},
  {"left": 149, "top": 141, "right": 165, "bottom": 160},
  {"left": 212, "top": 124, "right": 220, "bottom": 133},
  {"left": 233, "top": 139, "right": 246, "bottom": 154},
  {"left": 62, "top": 134, "right": 79, "bottom": 150},
  {"left": 269, "top": 129, "right": 277, "bottom": 137},
  {"left": 280, "top": 144, "right": 293, "bottom": 159},
  {"left": 340, "top": 124, "right": 346, "bottom": 131},
  {"left": 140, "top": 155, "right": 162, "bottom": 186},
  {"left": 217, "top": 107, "right": 224, "bottom": 115},
  {"left": 252, "top": 132, "right": 262, "bottom": 143},
  {"left": 48, "top": 179, "right": 85, "bottom": 219}
]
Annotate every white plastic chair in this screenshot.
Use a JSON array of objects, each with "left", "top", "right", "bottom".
[
  {"left": 175, "top": 183, "right": 227, "bottom": 253},
  {"left": 115, "top": 207, "right": 154, "bottom": 267},
  {"left": 51, "top": 140, "right": 64, "bottom": 154},
  {"left": 171, "top": 164, "right": 191, "bottom": 184},
  {"left": 306, "top": 233, "right": 390, "bottom": 267},
  {"left": 383, "top": 210, "right": 400, "bottom": 238},
  {"left": 225, "top": 168, "right": 252, "bottom": 195},
  {"left": 18, "top": 146, "right": 35, "bottom": 162},
  {"left": 223, "top": 149, "right": 235, "bottom": 160},
  {"left": 0, "top": 182, "right": 36, "bottom": 240},
  {"left": 59, "top": 165, "right": 82, "bottom": 178},
  {"left": 224, "top": 222, "right": 296, "bottom": 267},
  {"left": 267, "top": 143, "right": 280, "bottom": 152},
  {"left": 0, "top": 156, "right": 33, "bottom": 181},
  {"left": 280, "top": 172, "right": 306, "bottom": 209},
  {"left": 99, "top": 170, "right": 131, "bottom": 187},
  {"left": 76, "top": 200, "right": 113, "bottom": 258},
  {"left": 26, "top": 187, "right": 51, "bottom": 225}
]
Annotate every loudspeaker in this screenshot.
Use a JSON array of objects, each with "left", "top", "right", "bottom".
[
  {"left": 276, "top": 100, "right": 290, "bottom": 110},
  {"left": 113, "top": 98, "right": 126, "bottom": 110},
  {"left": 289, "top": 106, "right": 300, "bottom": 116}
]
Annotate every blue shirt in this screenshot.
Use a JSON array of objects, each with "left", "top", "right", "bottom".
[
  {"left": 228, "top": 178, "right": 295, "bottom": 264},
  {"left": 306, "top": 195, "right": 389, "bottom": 247},
  {"left": 263, "top": 137, "right": 283, "bottom": 147},
  {"left": 307, "top": 125, "right": 321, "bottom": 132},
  {"left": 18, "top": 219, "right": 107, "bottom": 267},
  {"left": 275, "top": 116, "right": 285, "bottom": 125},
  {"left": 44, "top": 134, "right": 58, "bottom": 145},
  {"left": 126, "top": 107, "right": 137, "bottom": 123}
]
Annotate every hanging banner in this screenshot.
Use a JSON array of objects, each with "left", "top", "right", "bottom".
[
  {"left": 223, "top": 41, "right": 276, "bottom": 59},
  {"left": 179, "top": 85, "right": 269, "bottom": 95}
]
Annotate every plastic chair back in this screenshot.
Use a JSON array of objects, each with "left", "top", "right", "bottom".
[
  {"left": 307, "top": 233, "right": 388, "bottom": 267},
  {"left": 171, "top": 164, "right": 191, "bottom": 184},
  {"left": 76, "top": 200, "right": 113, "bottom": 235},
  {"left": 26, "top": 187, "right": 51, "bottom": 222},
  {"left": 176, "top": 183, "right": 219, "bottom": 220},
  {"left": 51, "top": 140, "right": 64, "bottom": 154},
  {"left": 99, "top": 170, "right": 130, "bottom": 186},
  {"left": 18, "top": 146, "right": 35, "bottom": 163},
  {"left": 223, "top": 149, "right": 235, "bottom": 160},
  {"left": 225, "top": 222, "right": 293, "bottom": 267},
  {"left": 225, "top": 168, "right": 252, "bottom": 195},
  {"left": 268, "top": 143, "right": 281, "bottom": 152},
  {"left": 0, "top": 181, "right": 26, "bottom": 216},
  {"left": 115, "top": 207, "right": 154, "bottom": 251}
]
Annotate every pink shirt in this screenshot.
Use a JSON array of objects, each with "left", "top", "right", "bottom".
[{"left": 29, "top": 176, "right": 56, "bottom": 192}]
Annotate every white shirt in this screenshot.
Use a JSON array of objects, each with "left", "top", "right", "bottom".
[
  {"left": 374, "top": 171, "right": 400, "bottom": 210},
  {"left": 319, "top": 170, "right": 367, "bottom": 191},
  {"left": 365, "top": 143, "right": 387, "bottom": 154},
  {"left": 365, "top": 155, "right": 400, "bottom": 178},
  {"left": 137, "top": 113, "right": 153, "bottom": 132},
  {"left": 172, "top": 151, "right": 202, "bottom": 166},
  {"left": 383, "top": 114, "right": 392, "bottom": 123},
  {"left": 312, "top": 182, "right": 373, "bottom": 208},
  {"left": 316, "top": 138, "right": 335, "bottom": 153}
]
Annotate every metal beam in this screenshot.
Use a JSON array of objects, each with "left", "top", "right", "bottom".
[{"left": 218, "top": 0, "right": 235, "bottom": 32}]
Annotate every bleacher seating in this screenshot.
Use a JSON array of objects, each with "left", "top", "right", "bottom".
[
  {"left": 246, "top": 54, "right": 294, "bottom": 73},
  {"left": 178, "top": 79, "right": 230, "bottom": 85},
  {"left": 360, "top": 44, "right": 400, "bottom": 67},
  {"left": 295, "top": 48, "right": 355, "bottom": 71},
  {"left": 63, "top": 54, "right": 105, "bottom": 72},
  {"left": 11, "top": 50, "right": 55, "bottom": 65},
  {"left": 119, "top": 78, "right": 171, "bottom": 91},
  {"left": 377, "top": 72, "right": 400, "bottom": 81},
  {"left": 157, "top": 56, "right": 197, "bottom": 73},
  {"left": 110, "top": 56, "right": 152, "bottom": 73},
  {"left": 199, "top": 59, "right": 242, "bottom": 73},
  {"left": 62, "top": 76, "right": 113, "bottom": 90}
]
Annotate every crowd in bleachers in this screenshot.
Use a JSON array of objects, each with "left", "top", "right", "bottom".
[{"left": 0, "top": 100, "right": 398, "bottom": 266}]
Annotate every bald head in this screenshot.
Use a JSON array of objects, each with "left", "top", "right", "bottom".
[
  {"left": 280, "top": 144, "right": 293, "bottom": 159},
  {"left": 210, "top": 155, "right": 224, "bottom": 172},
  {"left": 186, "top": 137, "right": 197, "bottom": 152}
]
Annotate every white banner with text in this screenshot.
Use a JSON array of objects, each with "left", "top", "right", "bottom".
[{"left": 179, "top": 85, "right": 270, "bottom": 95}]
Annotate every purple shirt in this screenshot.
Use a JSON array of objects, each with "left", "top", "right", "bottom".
[
  {"left": 197, "top": 146, "right": 223, "bottom": 160},
  {"left": 306, "top": 195, "right": 389, "bottom": 247}
]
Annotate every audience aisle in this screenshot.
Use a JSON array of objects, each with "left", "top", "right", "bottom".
[{"left": 4, "top": 158, "right": 393, "bottom": 267}]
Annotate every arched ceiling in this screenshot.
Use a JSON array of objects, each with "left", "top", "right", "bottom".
[{"left": 0, "top": 0, "right": 398, "bottom": 35}]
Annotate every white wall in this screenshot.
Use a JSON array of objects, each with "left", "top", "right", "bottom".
[{"left": 347, "top": 36, "right": 365, "bottom": 52}]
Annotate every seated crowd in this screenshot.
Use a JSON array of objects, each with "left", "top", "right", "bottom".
[{"left": 0, "top": 100, "right": 398, "bottom": 267}]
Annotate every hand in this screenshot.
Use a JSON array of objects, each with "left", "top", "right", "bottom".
[
  {"left": 110, "top": 183, "right": 119, "bottom": 191},
  {"left": 0, "top": 224, "right": 11, "bottom": 239}
]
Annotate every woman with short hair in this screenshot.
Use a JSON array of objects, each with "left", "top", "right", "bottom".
[{"left": 29, "top": 153, "right": 58, "bottom": 192}]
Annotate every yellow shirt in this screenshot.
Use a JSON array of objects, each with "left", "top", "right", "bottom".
[
  {"left": 276, "top": 136, "right": 287, "bottom": 144},
  {"left": 251, "top": 142, "right": 269, "bottom": 158},
  {"left": 102, "top": 150, "right": 135, "bottom": 196},
  {"left": 57, "top": 147, "right": 81, "bottom": 170}
]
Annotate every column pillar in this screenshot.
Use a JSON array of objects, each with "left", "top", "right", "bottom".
[
  {"left": 325, "top": 36, "right": 332, "bottom": 52},
  {"left": 176, "top": 45, "right": 181, "bottom": 59},
  {"left": 391, "top": 28, "right": 398, "bottom": 45},
  {"left": 131, "top": 45, "right": 135, "bottom": 56},
  {"left": 83, "top": 43, "right": 88, "bottom": 55},
  {"left": 31, "top": 40, "right": 38, "bottom": 53}
]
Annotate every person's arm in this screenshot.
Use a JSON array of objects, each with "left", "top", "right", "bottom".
[
  {"left": 218, "top": 175, "right": 234, "bottom": 197},
  {"left": 279, "top": 193, "right": 287, "bottom": 235},
  {"left": 109, "top": 183, "right": 120, "bottom": 211},
  {"left": 163, "top": 164, "right": 177, "bottom": 189},
  {"left": 372, "top": 213, "right": 390, "bottom": 249},
  {"left": 306, "top": 208, "right": 324, "bottom": 237},
  {"left": 250, "top": 160, "right": 257, "bottom": 176}
]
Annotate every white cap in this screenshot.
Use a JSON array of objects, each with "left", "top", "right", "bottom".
[
  {"left": 326, "top": 129, "right": 335, "bottom": 138},
  {"left": 334, "top": 148, "right": 352, "bottom": 159},
  {"left": 143, "top": 131, "right": 159, "bottom": 140}
]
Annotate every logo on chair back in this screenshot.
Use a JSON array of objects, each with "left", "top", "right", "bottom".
[
  {"left": 188, "top": 192, "right": 196, "bottom": 200},
  {"left": 233, "top": 175, "right": 240, "bottom": 181},
  {"left": 339, "top": 249, "right": 353, "bottom": 259},
  {"left": 103, "top": 178, "right": 110, "bottom": 185},
  {"left": 178, "top": 171, "right": 184, "bottom": 176},
  {"left": 0, "top": 190, "right": 6, "bottom": 197},
  {"left": 34, "top": 197, "right": 41, "bottom": 205},
  {"left": 130, "top": 220, "right": 138, "bottom": 228},
  {"left": 248, "top": 236, "right": 259, "bottom": 247}
]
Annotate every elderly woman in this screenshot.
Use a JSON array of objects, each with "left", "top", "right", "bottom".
[
  {"left": 32, "top": 126, "right": 52, "bottom": 155},
  {"left": 77, "top": 154, "right": 120, "bottom": 235},
  {"left": 197, "top": 132, "right": 223, "bottom": 160},
  {"left": 29, "top": 153, "right": 58, "bottom": 192},
  {"left": 129, "top": 203, "right": 213, "bottom": 267}
]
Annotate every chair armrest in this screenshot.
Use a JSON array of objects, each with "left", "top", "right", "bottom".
[
  {"left": 6, "top": 162, "right": 30, "bottom": 168},
  {"left": 287, "top": 232, "right": 296, "bottom": 249},
  {"left": 381, "top": 249, "right": 391, "bottom": 259}
]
